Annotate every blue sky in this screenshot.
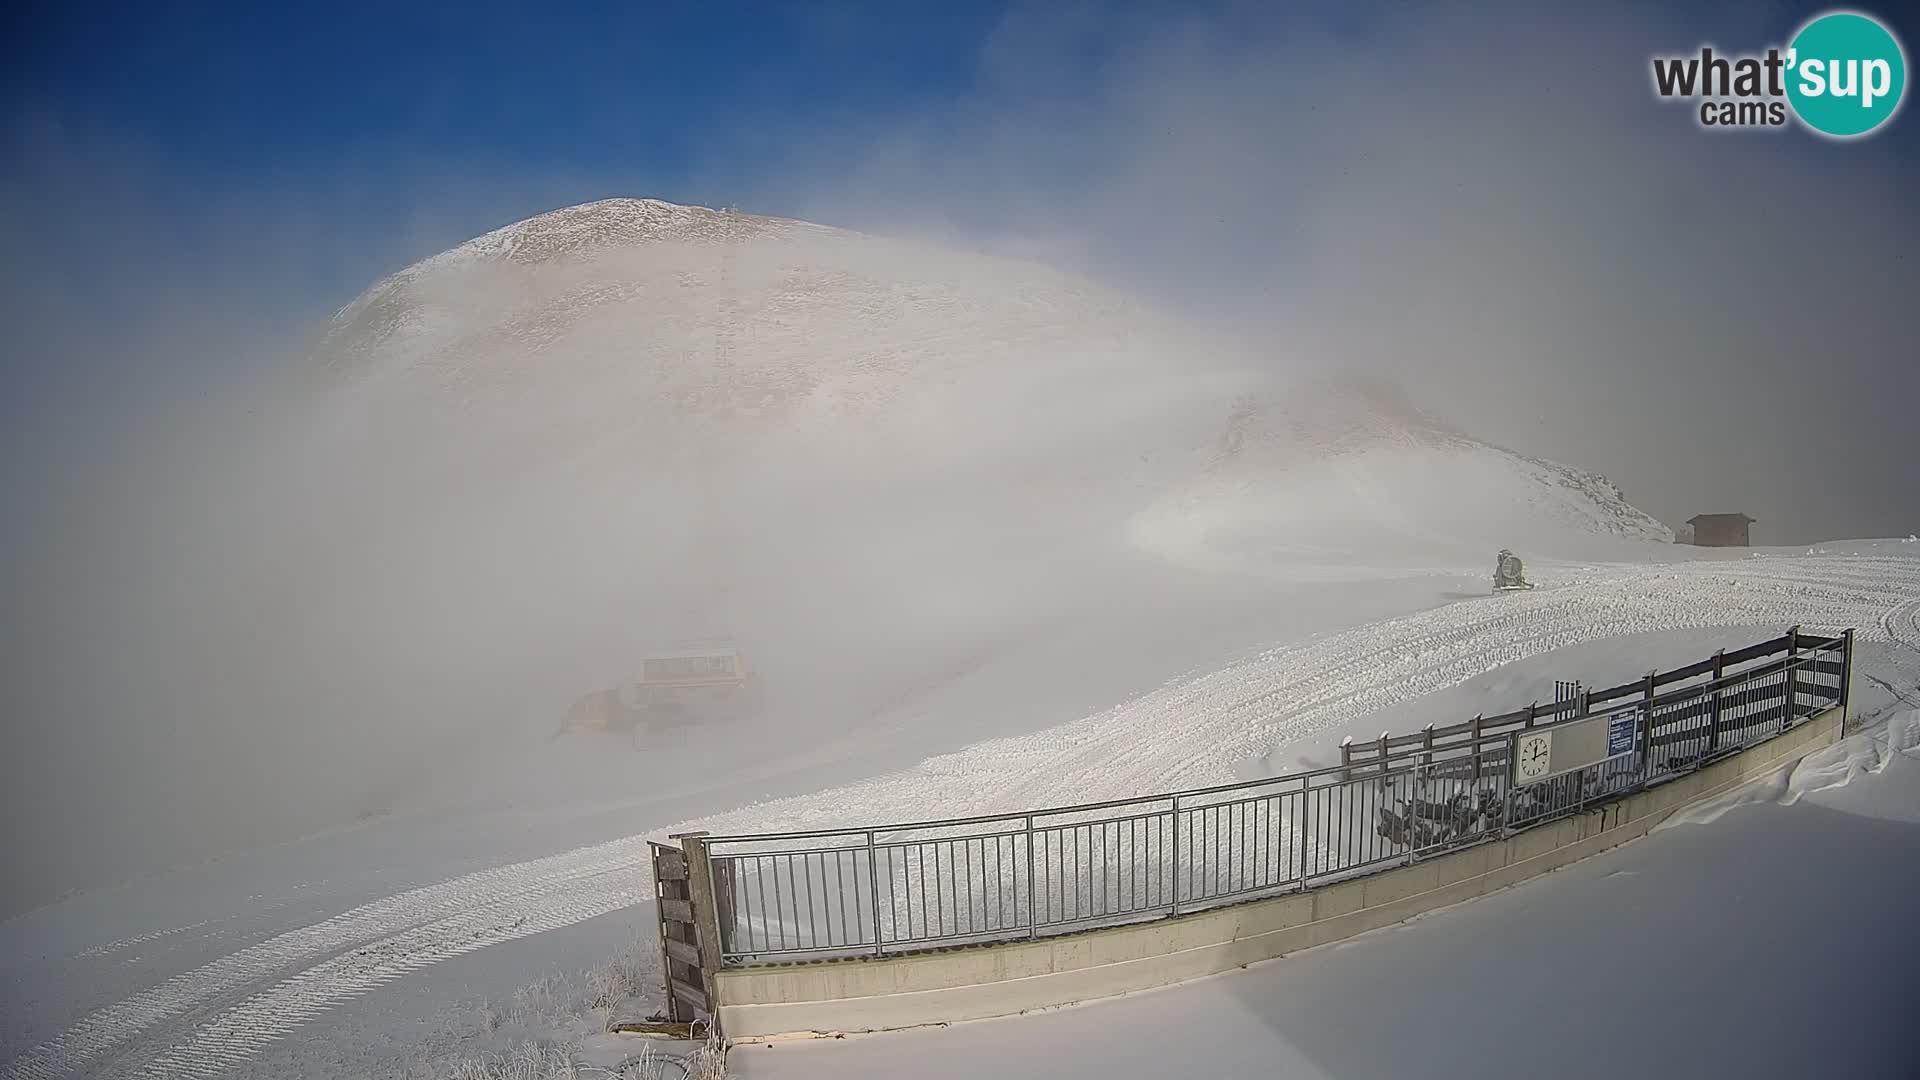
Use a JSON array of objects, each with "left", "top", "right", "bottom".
[
  {"left": 9, "top": 3, "right": 1011, "bottom": 187},
  {"left": 8, "top": 2, "right": 1912, "bottom": 287}
]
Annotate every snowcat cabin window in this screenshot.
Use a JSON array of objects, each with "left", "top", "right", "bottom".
[{"left": 641, "top": 653, "right": 738, "bottom": 682}]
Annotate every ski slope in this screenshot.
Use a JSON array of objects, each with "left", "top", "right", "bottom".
[
  {"left": 54, "top": 196, "right": 1697, "bottom": 923},
  {"left": 4, "top": 544, "right": 1917, "bottom": 1080},
  {"left": 7, "top": 199, "right": 1916, "bottom": 1077}
]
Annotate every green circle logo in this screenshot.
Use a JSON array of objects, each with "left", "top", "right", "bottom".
[{"left": 1786, "top": 11, "right": 1907, "bottom": 137}]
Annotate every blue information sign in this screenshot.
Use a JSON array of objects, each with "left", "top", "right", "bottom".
[{"left": 1607, "top": 711, "right": 1637, "bottom": 757}]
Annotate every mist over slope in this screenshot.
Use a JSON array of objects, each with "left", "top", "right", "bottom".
[
  {"left": 284, "top": 196, "right": 1667, "bottom": 718},
  {"left": 9, "top": 198, "right": 1675, "bottom": 912},
  {"left": 1131, "top": 376, "right": 1672, "bottom": 577}
]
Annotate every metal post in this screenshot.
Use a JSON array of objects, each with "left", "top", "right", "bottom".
[
  {"left": 1025, "top": 815, "right": 1038, "bottom": 938},
  {"left": 1840, "top": 627, "right": 1856, "bottom": 730},
  {"left": 1339, "top": 736, "right": 1353, "bottom": 783},
  {"left": 1170, "top": 795, "right": 1182, "bottom": 916},
  {"left": 1407, "top": 757, "right": 1421, "bottom": 867},
  {"left": 1470, "top": 715, "right": 1484, "bottom": 783},
  {"left": 1785, "top": 625, "right": 1801, "bottom": 731},
  {"left": 1640, "top": 671, "right": 1656, "bottom": 782},
  {"left": 1377, "top": 731, "right": 1391, "bottom": 779},
  {"left": 866, "top": 830, "right": 883, "bottom": 956},
  {"left": 1503, "top": 732, "right": 1519, "bottom": 830},
  {"left": 1295, "top": 784, "right": 1312, "bottom": 886},
  {"left": 1708, "top": 649, "right": 1725, "bottom": 753}
]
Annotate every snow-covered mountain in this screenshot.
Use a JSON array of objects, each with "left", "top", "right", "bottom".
[
  {"left": 260, "top": 196, "right": 1675, "bottom": 742},
  {"left": 301, "top": 197, "right": 1663, "bottom": 550}
]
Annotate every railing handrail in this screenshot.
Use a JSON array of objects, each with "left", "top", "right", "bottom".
[
  {"left": 696, "top": 627, "right": 1852, "bottom": 967},
  {"left": 697, "top": 628, "right": 1841, "bottom": 848},
  {"left": 1349, "top": 643, "right": 1840, "bottom": 768}
]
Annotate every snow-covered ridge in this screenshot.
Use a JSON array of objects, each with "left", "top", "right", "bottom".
[
  {"left": 298, "top": 197, "right": 1669, "bottom": 559},
  {"left": 317, "top": 198, "right": 834, "bottom": 377}
]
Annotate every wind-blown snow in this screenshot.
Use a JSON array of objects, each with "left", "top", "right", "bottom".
[
  {"left": 1658, "top": 709, "right": 1920, "bottom": 829},
  {"left": 111, "top": 194, "right": 1694, "bottom": 892},
  {"left": 6, "top": 199, "right": 1912, "bottom": 1080}
]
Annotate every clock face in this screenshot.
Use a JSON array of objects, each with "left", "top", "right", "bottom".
[{"left": 1515, "top": 732, "right": 1553, "bottom": 782}]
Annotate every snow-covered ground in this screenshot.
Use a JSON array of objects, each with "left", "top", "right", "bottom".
[
  {"left": 734, "top": 713, "right": 1920, "bottom": 1080},
  {"left": 6, "top": 200, "right": 1916, "bottom": 1078},
  {"left": 4, "top": 541, "right": 1916, "bottom": 1080}
]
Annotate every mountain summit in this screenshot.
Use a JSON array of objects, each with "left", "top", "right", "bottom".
[{"left": 294, "top": 197, "right": 1669, "bottom": 593}]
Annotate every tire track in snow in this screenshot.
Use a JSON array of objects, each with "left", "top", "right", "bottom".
[
  {"left": 73, "top": 922, "right": 213, "bottom": 961},
  {"left": 119, "top": 869, "right": 645, "bottom": 1080},
  {"left": 14, "top": 555, "right": 1919, "bottom": 1080},
  {"left": 0, "top": 852, "right": 654, "bottom": 1080},
  {"left": 1879, "top": 594, "right": 1920, "bottom": 655}
]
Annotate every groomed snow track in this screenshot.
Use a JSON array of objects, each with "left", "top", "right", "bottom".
[{"left": 5, "top": 552, "right": 1918, "bottom": 1079}]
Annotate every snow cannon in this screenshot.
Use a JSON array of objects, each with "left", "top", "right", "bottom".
[{"left": 1492, "top": 549, "right": 1534, "bottom": 592}]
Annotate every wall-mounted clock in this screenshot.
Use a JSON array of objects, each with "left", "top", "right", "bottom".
[{"left": 1515, "top": 731, "right": 1553, "bottom": 784}]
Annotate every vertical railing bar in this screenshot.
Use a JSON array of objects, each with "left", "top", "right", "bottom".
[
  {"left": 1069, "top": 824, "right": 1080, "bottom": 922},
  {"left": 800, "top": 853, "right": 815, "bottom": 950},
  {"left": 994, "top": 834, "right": 1003, "bottom": 930},
  {"left": 1211, "top": 804, "right": 1221, "bottom": 897},
  {"left": 1271, "top": 794, "right": 1282, "bottom": 887},
  {"left": 1201, "top": 805, "right": 1211, "bottom": 900},
  {"left": 987, "top": 835, "right": 999, "bottom": 931},
  {"left": 935, "top": 842, "right": 947, "bottom": 938},
  {"left": 1171, "top": 794, "right": 1183, "bottom": 915},
  {"left": 865, "top": 833, "right": 882, "bottom": 955},
  {"left": 978, "top": 835, "right": 989, "bottom": 932},
  {"left": 834, "top": 849, "right": 850, "bottom": 949},
  {"left": 1049, "top": 827, "right": 1059, "bottom": 926},
  {"left": 1094, "top": 822, "right": 1102, "bottom": 917},
  {"left": 1104, "top": 821, "right": 1114, "bottom": 916},
  {"left": 1192, "top": 807, "right": 1201, "bottom": 902},
  {"left": 755, "top": 854, "right": 771, "bottom": 953},
  {"left": 1255, "top": 795, "right": 1266, "bottom": 889},
  {"left": 813, "top": 853, "right": 827, "bottom": 949},
  {"left": 1238, "top": 799, "right": 1249, "bottom": 892},
  {"left": 978, "top": 836, "right": 989, "bottom": 932},
  {"left": 1155, "top": 810, "right": 1164, "bottom": 910},
  {"left": 1198, "top": 799, "right": 1213, "bottom": 899},
  {"left": 1095, "top": 822, "right": 1103, "bottom": 917},
  {"left": 1090, "top": 818, "right": 1105, "bottom": 910},
  {"left": 961, "top": 837, "right": 973, "bottom": 935},
  {"left": 1298, "top": 787, "right": 1311, "bottom": 884},
  {"left": 916, "top": 846, "right": 928, "bottom": 942},
  {"left": 885, "top": 845, "right": 898, "bottom": 946},
  {"left": 781, "top": 855, "right": 799, "bottom": 952},
  {"left": 1025, "top": 816, "right": 1037, "bottom": 938},
  {"left": 768, "top": 853, "right": 785, "bottom": 952}
]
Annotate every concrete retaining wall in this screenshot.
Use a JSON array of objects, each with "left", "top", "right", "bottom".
[{"left": 715, "top": 703, "right": 1845, "bottom": 1041}]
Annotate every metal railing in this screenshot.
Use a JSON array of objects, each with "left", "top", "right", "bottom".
[{"left": 698, "top": 628, "right": 1852, "bottom": 966}]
